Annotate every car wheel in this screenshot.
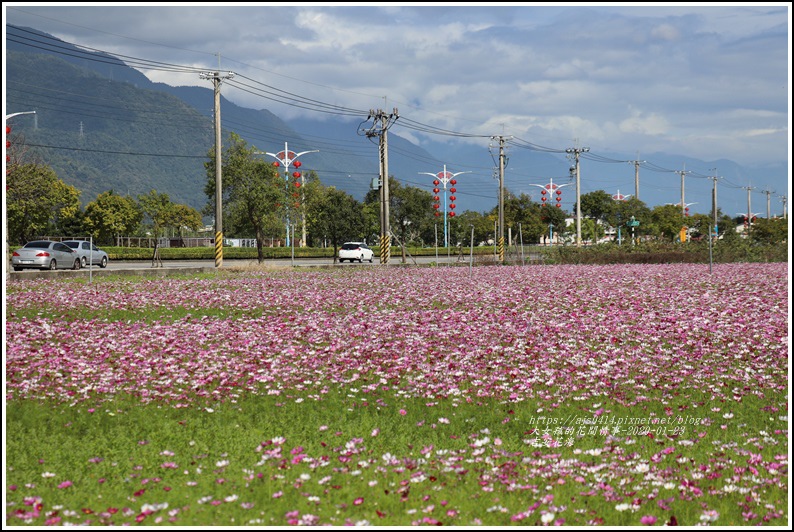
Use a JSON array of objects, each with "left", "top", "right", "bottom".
[
  {"left": 73, "top": 259, "right": 81, "bottom": 270},
  {"left": 369, "top": 256, "right": 374, "bottom": 263},
  {"left": 359, "top": 255, "right": 364, "bottom": 263},
  {"left": 80, "top": 256, "right": 87, "bottom": 268},
  {"left": 49, "top": 260, "right": 57, "bottom": 270},
  {"left": 100, "top": 256, "right": 108, "bottom": 268}
]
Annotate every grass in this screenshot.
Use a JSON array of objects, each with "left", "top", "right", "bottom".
[
  {"left": 4, "top": 265, "right": 789, "bottom": 526},
  {"left": 6, "top": 391, "right": 787, "bottom": 526}
]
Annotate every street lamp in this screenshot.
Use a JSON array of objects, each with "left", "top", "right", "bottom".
[
  {"left": 737, "top": 212, "right": 762, "bottom": 236},
  {"left": 5, "top": 111, "right": 37, "bottom": 280},
  {"left": 528, "top": 177, "right": 570, "bottom": 245},
  {"left": 419, "top": 165, "right": 470, "bottom": 248},
  {"left": 666, "top": 201, "right": 697, "bottom": 217},
  {"left": 612, "top": 189, "right": 632, "bottom": 245},
  {"left": 262, "top": 142, "right": 318, "bottom": 247}
]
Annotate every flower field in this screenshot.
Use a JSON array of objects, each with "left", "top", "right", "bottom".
[{"left": 4, "top": 262, "right": 790, "bottom": 526}]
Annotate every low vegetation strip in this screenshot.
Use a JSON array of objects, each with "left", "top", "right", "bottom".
[{"left": 5, "top": 263, "right": 789, "bottom": 526}]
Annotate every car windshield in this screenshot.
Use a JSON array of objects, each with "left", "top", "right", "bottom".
[{"left": 24, "top": 241, "right": 51, "bottom": 249}]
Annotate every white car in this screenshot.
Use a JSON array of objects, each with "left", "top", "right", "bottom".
[
  {"left": 338, "top": 242, "right": 374, "bottom": 263},
  {"left": 62, "top": 240, "right": 109, "bottom": 268}
]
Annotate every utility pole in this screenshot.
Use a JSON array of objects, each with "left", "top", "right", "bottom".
[
  {"left": 566, "top": 145, "right": 589, "bottom": 247},
  {"left": 490, "top": 135, "right": 509, "bottom": 262},
  {"left": 626, "top": 157, "right": 645, "bottom": 200},
  {"left": 708, "top": 169, "right": 719, "bottom": 238},
  {"left": 365, "top": 108, "right": 398, "bottom": 264},
  {"left": 199, "top": 70, "right": 234, "bottom": 268},
  {"left": 743, "top": 185, "right": 755, "bottom": 225},
  {"left": 762, "top": 188, "right": 775, "bottom": 219},
  {"left": 675, "top": 165, "right": 691, "bottom": 217},
  {"left": 779, "top": 195, "right": 788, "bottom": 218}
]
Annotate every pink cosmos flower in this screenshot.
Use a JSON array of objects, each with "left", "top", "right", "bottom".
[
  {"left": 641, "top": 515, "right": 657, "bottom": 525},
  {"left": 57, "top": 481, "right": 73, "bottom": 489}
]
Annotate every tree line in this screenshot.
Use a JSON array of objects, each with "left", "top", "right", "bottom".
[{"left": 7, "top": 132, "right": 787, "bottom": 257}]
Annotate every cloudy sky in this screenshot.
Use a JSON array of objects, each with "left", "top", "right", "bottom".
[{"left": 4, "top": 2, "right": 791, "bottom": 212}]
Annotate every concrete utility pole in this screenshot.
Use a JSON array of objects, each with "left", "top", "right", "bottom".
[
  {"left": 675, "top": 165, "right": 691, "bottom": 217},
  {"left": 743, "top": 186, "right": 755, "bottom": 225},
  {"left": 366, "top": 108, "right": 398, "bottom": 264},
  {"left": 626, "top": 157, "right": 645, "bottom": 201},
  {"left": 762, "top": 188, "right": 775, "bottom": 219},
  {"left": 199, "top": 70, "right": 234, "bottom": 268},
  {"left": 708, "top": 169, "right": 719, "bottom": 237},
  {"left": 566, "top": 145, "right": 589, "bottom": 247},
  {"left": 779, "top": 195, "right": 788, "bottom": 218},
  {"left": 490, "top": 135, "right": 509, "bottom": 262}
]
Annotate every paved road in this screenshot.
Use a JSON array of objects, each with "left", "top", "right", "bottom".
[{"left": 8, "top": 251, "right": 543, "bottom": 280}]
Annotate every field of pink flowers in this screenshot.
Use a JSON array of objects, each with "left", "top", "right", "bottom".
[{"left": 4, "top": 262, "right": 790, "bottom": 526}]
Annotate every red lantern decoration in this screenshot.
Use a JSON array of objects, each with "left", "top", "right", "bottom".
[
  {"left": 294, "top": 181, "right": 301, "bottom": 187},
  {"left": 433, "top": 188, "right": 440, "bottom": 193},
  {"left": 449, "top": 203, "right": 456, "bottom": 209},
  {"left": 433, "top": 196, "right": 440, "bottom": 201},
  {"left": 449, "top": 212, "right": 455, "bottom": 217},
  {"left": 272, "top": 161, "right": 280, "bottom": 167},
  {"left": 293, "top": 161, "right": 301, "bottom": 168},
  {"left": 449, "top": 195, "right": 456, "bottom": 201},
  {"left": 433, "top": 204, "right": 440, "bottom": 210},
  {"left": 450, "top": 187, "right": 456, "bottom": 193},
  {"left": 292, "top": 171, "right": 301, "bottom": 178},
  {"left": 541, "top": 196, "right": 547, "bottom": 202},
  {"left": 450, "top": 179, "right": 457, "bottom": 185},
  {"left": 433, "top": 179, "right": 440, "bottom": 186},
  {"left": 541, "top": 189, "right": 547, "bottom": 195},
  {"left": 556, "top": 203, "right": 561, "bottom": 208},
  {"left": 434, "top": 211, "right": 440, "bottom": 217}
]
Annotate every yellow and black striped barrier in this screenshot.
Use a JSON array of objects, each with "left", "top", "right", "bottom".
[
  {"left": 215, "top": 231, "right": 223, "bottom": 268},
  {"left": 498, "top": 237, "right": 504, "bottom": 263},
  {"left": 380, "top": 234, "right": 390, "bottom": 264}
]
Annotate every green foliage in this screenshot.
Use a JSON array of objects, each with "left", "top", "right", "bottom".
[
  {"left": 578, "top": 189, "right": 614, "bottom": 222},
  {"left": 748, "top": 217, "right": 788, "bottom": 245},
  {"left": 7, "top": 163, "right": 81, "bottom": 245},
  {"left": 309, "top": 185, "right": 366, "bottom": 256},
  {"left": 540, "top": 238, "right": 788, "bottom": 265},
  {"left": 83, "top": 191, "right": 143, "bottom": 245}
]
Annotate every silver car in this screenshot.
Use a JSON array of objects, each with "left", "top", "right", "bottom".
[
  {"left": 12, "top": 240, "right": 82, "bottom": 271},
  {"left": 62, "top": 240, "right": 109, "bottom": 268}
]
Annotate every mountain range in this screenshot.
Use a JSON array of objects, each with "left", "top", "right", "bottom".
[{"left": 5, "top": 25, "right": 788, "bottom": 219}]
